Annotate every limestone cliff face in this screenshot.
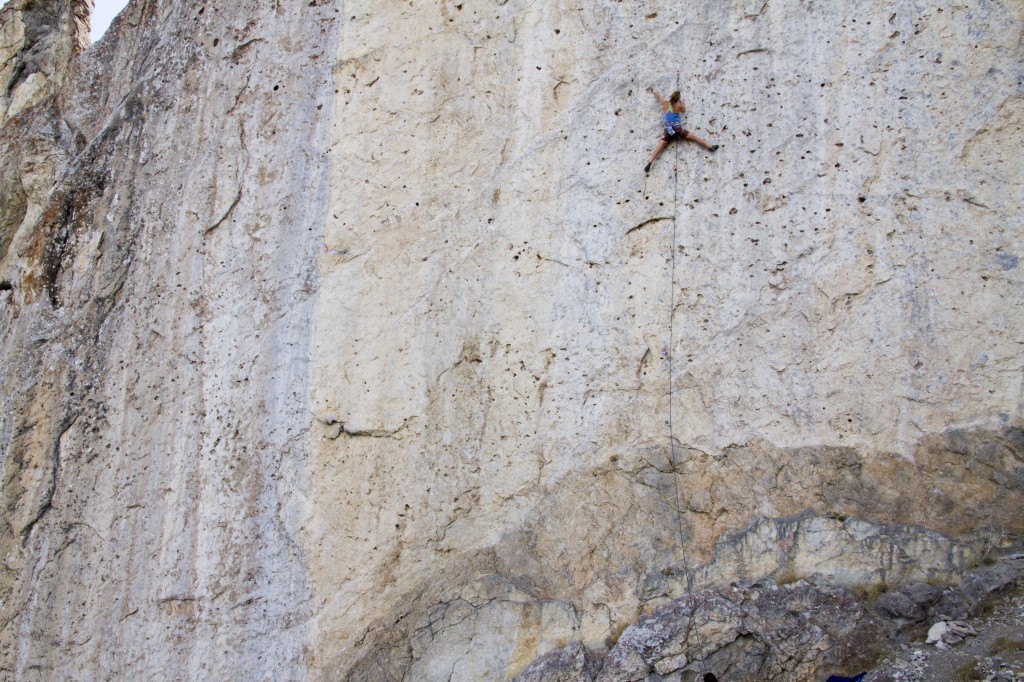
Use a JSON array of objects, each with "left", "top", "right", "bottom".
[
  {"left": 0, "top": 1, "right": 1021, "bottom": 681},
  {"left": 1, "top": 0, "right": 333, "bottom": 678}
]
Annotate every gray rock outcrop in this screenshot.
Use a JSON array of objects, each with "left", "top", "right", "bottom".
[{"left": 514, "top": 552, "right": 1024, "bottom": 681}]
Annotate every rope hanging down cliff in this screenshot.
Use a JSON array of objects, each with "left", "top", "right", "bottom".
[
  {"left": 648, "top": 77, "right": 796, "bottom": 675},
  {"left": 652, "top": 70, "right": 713, "bottom": 675}
]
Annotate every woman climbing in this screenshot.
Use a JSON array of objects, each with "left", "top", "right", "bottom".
[{"left": 644, "top": 89, "right": 718, "bottom": 173}]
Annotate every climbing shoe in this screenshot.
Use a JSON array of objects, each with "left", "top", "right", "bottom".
[
  {"left": 710, "top": 145, "right": 719, "bottom": 152},
  {"left": 644, "top": 162, "right": 651, "bottom": 173}
]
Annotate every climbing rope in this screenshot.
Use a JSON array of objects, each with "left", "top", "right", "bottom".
[
  {"left": 667, "top": 69, "right": 685, "bottom": 552},
  {"left": 659, "top": 77, "right": 790, "bottom": 677},
  {"left": 664, "top": 68, "right": 709, "bottom": 676}
]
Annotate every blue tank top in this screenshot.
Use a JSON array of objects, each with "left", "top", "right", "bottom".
[{"left": 664, "top": 110, "right": 682, "bottom": 126}]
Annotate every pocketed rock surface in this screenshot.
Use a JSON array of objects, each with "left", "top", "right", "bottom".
[{"left": 0, "top": 0, "right": 1022, "bottom": 680}]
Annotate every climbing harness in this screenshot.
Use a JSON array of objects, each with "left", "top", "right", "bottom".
[{"left": 663, "top": 107, "right": 683, "bottom": 135}]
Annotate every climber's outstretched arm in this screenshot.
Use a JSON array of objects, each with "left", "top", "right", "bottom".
[{"left": 651, "top": 89, "right": 669, "bottom": 110}]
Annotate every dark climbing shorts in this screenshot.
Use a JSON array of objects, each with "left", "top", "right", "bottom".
[{"left": 662, "top": 125, "right": 689, "bottom": 142}]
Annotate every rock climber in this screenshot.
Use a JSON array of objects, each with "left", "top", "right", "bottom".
[{"left": 644, "top": 88, "right": 718, "bottom": 173}]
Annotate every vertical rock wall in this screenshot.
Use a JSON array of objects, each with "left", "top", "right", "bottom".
[
  {"left": 0, "top": 0, "right": 1021, "bottom": 680},
  {"left": 1, "top": 0, "right": 337, "bottom": 678},
  {"left": 312, "top": 0, "right": 1023, "bottom": 678}
]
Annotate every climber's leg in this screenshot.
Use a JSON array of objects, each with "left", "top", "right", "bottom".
[
  {"left": 645, "top": 139, "right": 668, "bottom": 172},
  {"left": 684, "top": 131, "right": 719, "bottom": 152}
]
